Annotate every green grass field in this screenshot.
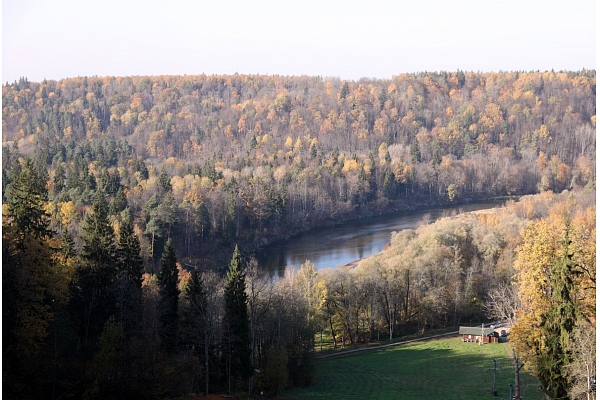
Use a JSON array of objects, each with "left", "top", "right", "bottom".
[{"left": 283, "top": 337, "right": 544, "bottom": 400}]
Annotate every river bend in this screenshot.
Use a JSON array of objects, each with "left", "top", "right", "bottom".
[{"left": 257, "top": 201, "right": 502, "bottom": 278}]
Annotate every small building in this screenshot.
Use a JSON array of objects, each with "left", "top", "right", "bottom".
[{"left": 459, "top": 326, "right": 499, "bottom": 343}]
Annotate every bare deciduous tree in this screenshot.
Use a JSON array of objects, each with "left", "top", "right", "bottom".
[
  {"left": 484, "top": 283, "right": 520, "bottom": 325},
  {"left": 566, "top": 321, "right": 596, "bottom": 400}
]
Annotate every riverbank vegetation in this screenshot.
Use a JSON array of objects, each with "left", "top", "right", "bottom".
[
  {"left": 2, "top": 70, "right": 595, "bottom": 398},
  {"left": 323, "top": 189, "right": 595, "bottom": 399}
]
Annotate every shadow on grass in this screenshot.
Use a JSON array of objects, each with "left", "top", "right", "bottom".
[{"left": 282, "top": 339, "right": 543, "bottom": 400}]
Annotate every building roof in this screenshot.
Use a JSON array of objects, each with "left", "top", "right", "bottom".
[{"left": 459, "top": 326, "right": 496, "bottom": 336}]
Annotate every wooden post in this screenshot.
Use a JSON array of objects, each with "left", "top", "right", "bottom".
[
  {"left": 492, "top": 358, "right": 497, "bottom": 395},
  {"left": 488, "top": 358, "right": 498, "bottom": 396},
  {"left": 512, "top": 348, "right": 524, "bottom": 399},
  {"left": 480, "top": 323, "right": 484, "bottom": 346}
]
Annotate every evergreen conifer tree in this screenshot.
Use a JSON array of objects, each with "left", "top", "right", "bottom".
[
  {"left": 118, "top": 214, "right": 144, "bottom": 289},
  {"left": 382, "top": 169, "right": 397, "bottom": 199},
  {"left": 537, "top": 229, "right": 583, "bottom": 399},
  {"left": 158, "top": 238, "right": 179, "bottom": 352},
  {"left": 158, "top": 167, "right": 172, "bottom": 193},
  {"left": 5, "top": 157, "right": 50, "bottom": 241},
  {"left": 116, "top": 214, "right": 144, "bottom": 336},
  {"left": 2, "top": 158, "right": 64, "bottom": 397},
  {"left": 410, "top": 139, "right": 421, "bottom": 164},
  {"left": 223, "top": 245, "right": 252, "bottom": 393},
  {"left": 71, "top": 189, "right": 117, "bottom": 346},
  {"left": 80, "top": 190, "right": 116, "bottom": 266},
  {"left": 60, "top": 226, "right": 76, "bottom": 259},
  {"left": 182, "top": 270, "right": 207, "bottom": 392}
]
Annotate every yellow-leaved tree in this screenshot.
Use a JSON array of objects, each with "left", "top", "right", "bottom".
[{"left": 511, "top": 200, "right": 595, "bottom": 399}]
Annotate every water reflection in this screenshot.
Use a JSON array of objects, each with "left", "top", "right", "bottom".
[{"left": 256, "top": 201, "right": 501, "bottom": 278}]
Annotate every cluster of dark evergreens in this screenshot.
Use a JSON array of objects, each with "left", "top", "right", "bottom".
[
  {"left": 2, "top": 71, "right": 595, "bottom": 268},
  {"left": 2, "top": 159, "right": 314, "bottom": 399}
]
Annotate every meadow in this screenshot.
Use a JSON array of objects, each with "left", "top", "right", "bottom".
[{"left": 283, "top": 337, "right": 544, "bottom": 400}]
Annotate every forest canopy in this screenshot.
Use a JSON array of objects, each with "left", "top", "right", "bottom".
[
  {"left": 2, "top": 70, "right": 595, "bottom": 268},
  {"left": 2, "top": 68, "right": 596, "bottom": 398}
]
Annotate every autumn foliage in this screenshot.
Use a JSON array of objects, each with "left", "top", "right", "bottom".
[
  {"left": 511, "top": 197, "right": 595, "bottom": 398},
  {"left": 2, "top": 71, "right": 595, "bottom": 268},
  {"left": 1, "top": 70, "right": 596, "bottom": 398}
]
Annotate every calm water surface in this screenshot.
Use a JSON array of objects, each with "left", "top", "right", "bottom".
[{"left": 257, "top": 201, "right": 502, "bottom": 278}]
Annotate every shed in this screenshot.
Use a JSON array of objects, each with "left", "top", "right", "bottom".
[{"left": 459, "top": 326, "right": 498, "bottom": 343}]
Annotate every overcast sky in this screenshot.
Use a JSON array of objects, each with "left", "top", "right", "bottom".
[{"left": 3, "top": 0, "right": 596, "bottom": 83}]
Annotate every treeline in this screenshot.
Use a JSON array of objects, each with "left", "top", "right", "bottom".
[
  {"left": 3, "top": 159, "right": 315, "bottom": 399},
  {"left": 2, "top": 71, "right": 596, "bottom": 268}
]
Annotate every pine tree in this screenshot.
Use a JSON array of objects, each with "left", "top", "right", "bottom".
[
  {"left": 53, "top": 163, "right": 66, "bottom": 194},
  {"left": 84, "top": 316, "right": 124, "bottom": 398},
  {"left": 158, "top": 238, "right": 179, "bottom": 353},
  {"left": 223, "top": 245, "right": 252, "bottom": 394},
  {"left": 339, "top": 81, "right": 350, "bottom": 100},
  {"left": 183, "top": 270, "right": 206, "bottom": 343},
  {"left": 109, "top": 187, "right": 127, "bottom": 215},
  {"left": 432, "top": 140, "right": 442, "bottom": 166},
  {"left": 194, "top": 202, "right": 211, "bottom": 243}
]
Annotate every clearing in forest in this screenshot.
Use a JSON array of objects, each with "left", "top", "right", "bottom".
[{"left": 283, "top": 337, "right": 543, "bottom": 400}]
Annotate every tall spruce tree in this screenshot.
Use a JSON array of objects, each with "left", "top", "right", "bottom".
[
  {"left": 71, "top": 189, "right": 117, "bottom": 347},
  {"left": 158, "top": 238, "right": 179, "bottom": 353},
  {"left": 116, "top": 214, "right": 144, "bottom": 338},
  {"left": 117, "top": 214, "right": 144, "bottom": 290},
  {"left": 223, "top": 245, "right": 252, "bottom": 394},
  {"left": 537, "top": 229, "right": 583, "bottom": 399},
  {"left": 182, "top": 270, "right": 207, "bottom": 393},
  {"left": 80, "top": 190, "right": 116, "bottom": 266},
  {"left": 60, "top": 226, "right": 76, "bottom": 259},
  {"left": 194, "top": 202, "right": 211, "bottom": 247}
]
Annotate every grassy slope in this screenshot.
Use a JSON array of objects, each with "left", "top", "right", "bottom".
[{"left": 283, "top": 337, "right": 543, "bottom": 400}]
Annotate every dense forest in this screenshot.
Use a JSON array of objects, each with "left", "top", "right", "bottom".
[
  {"left": 2, "top": 70, "right": 596, "bottom": 268},
  {"left": 3, "top": 163, "right": 595, "bottom": 398},
  {"left": 2, "top": 71, "right": 596, "bottom": 399}
]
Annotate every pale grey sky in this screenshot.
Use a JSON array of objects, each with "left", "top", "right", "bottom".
[{"left": 2, "top": 0, "right": 596, "bottom": 83}]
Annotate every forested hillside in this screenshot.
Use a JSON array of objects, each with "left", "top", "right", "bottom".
[
  {"left": 1, "top": 71, "right": 596, "bottom": 398},
  {"left": 2, "top": 70, "right": 596, "bottom": 267}
]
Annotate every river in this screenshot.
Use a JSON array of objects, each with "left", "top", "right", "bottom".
[{"left": 256, "top": 201, "right": 503, "bottom": 278}]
